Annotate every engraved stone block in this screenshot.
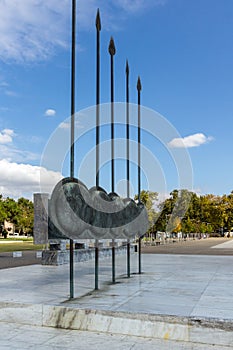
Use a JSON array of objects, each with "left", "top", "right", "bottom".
[{"left": 33, "top": 193, "right": 49, "bottom": 244}]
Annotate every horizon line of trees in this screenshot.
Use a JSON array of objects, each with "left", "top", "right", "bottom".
[
  {"left": 136, "top": 189, "right": 233, "bottom": 235},
  {"left": 1, "top": 188, "right": 233, "bottom": 237}
]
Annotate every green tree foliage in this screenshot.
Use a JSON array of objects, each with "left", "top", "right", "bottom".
[
  {"left": 134, "top": 190, "right": 158, "bottom": 232},
  {"left": 153, "top": 189, "right": 233, "bottom": 235},
  {"left": 0, "top": 196, "right": 34, "bottom": 235},
  {"left": 3, "top": 197, "right": 19, "bottom": 224},
  {"left": 0, "top": 195, "right": 7, "bottom": 224},
  {"left": 17, "top": 197, "right": 34, "bottom": 234}
]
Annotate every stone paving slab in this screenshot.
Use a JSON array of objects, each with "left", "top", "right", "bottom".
[
  {"left": 1, "top": 252, "right": 233, "bottom": 347},
  {"left": 211, "top": 239, "right": 233, "bottom": 249},
  {"left": 0, "top": 322, "right": 231, "bottom": 350},
  {"left": 142, "top": 237, "right": 233, "bottom": 255},
  {"left": 0, "top": 252, "right": 233, "bottom": 316}
]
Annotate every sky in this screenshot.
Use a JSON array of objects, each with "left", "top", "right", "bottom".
[{"left": 0, "top": 0, "right": 232, "bottom": 200}]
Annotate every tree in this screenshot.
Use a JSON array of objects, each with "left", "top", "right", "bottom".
[
  {"left": 154, "top": 189, "right": 193, "bottom": 233},
  {"left": 16, "top": 197, "right": 34, "bottom": 234},
  {"left": 0, "top": 196, "right": 7, "bottom": 224},
  {"left": 134, "top": 190, "right": 158, "bottom": 234},
  {"left": 0, "top": 195, "right": 34, "bottom": 236},
  {"left": 3, "top": 197, "right": 19, "bottom": 224}
]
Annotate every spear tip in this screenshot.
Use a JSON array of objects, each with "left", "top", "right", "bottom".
[
  {"left": 126, "top": 59, "right": 129, "bottom": 74},
  {"left": 108, "top": 36, "right": 116, "bottom": 56},
  {"left": 137, "top": 76, "right": 142, "bottom": 91},
  {"left": 96, "top": 8, "right": 101, "bottom": 31}
]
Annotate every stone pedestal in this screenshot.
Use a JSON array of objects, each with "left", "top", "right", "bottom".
[
  {"left": 42, "top": 245, "right": 135, "bottom": 265},
  {"left": 49, "top": 239, "right": 68, "bottom": 251},
  {"left": 33, "top": 193, "right": 49, "bottom": 245}
]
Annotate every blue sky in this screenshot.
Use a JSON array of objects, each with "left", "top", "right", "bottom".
[{"left": 0, "top": 0, "right": 232, "bottom": 199}]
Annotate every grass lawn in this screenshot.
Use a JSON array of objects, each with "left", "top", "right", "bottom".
[{"left": 0, "top": 237, "right": 43, "bottom": 252}]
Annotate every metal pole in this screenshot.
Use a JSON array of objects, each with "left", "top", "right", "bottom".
[
  {"left": 69, "top": 0, "right": 76, "bottom": 299},
  {"left": 109, "top": 37, "right": 116, "bottom": 284},
  {"left": 126, "top": 60, "right": 130, "bottom": 278},
  {"left": 95, "top": 8, "right": 101, "bottom": 291},
  {"left": 96, "top": 9, "right": 101, "bottom": 188},
  {"left": 137, "top": 76, "right": 142, "bottom": 275},
  {"left": 109, "top": 37, "right": 115, "bottom": 194}
]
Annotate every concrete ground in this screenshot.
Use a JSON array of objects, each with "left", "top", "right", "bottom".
[
  {"left": 0, "top": 238, "right": 233, "bottom": 349},
  {"left": 0, "top": 250, "right": 41, "bottom": 269},
  {"left": 0, "top": 237, "right": 230, "bottom": 270},
  {"left": 142, "top": 237, "right": 233, "bottom": 255},
  {"left": 0, "top": 322, "right": 229, "bottom": 350}
]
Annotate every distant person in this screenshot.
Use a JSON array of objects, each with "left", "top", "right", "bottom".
[{"left": 2, "top": 229, "right": 7, "bottom": 239}]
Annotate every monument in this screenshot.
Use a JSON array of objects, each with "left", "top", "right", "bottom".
[{"left": 34, "top": 4, "right": 149, "bottom": 298}]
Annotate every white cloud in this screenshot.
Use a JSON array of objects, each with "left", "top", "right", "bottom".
[
  {"left": 0, "top": 1, "right": 166, "bottom": 63},
  {"left": 0, "top": 79, "right": 18, "bottom": 97},
  {"left": 59, "top": 121, "right": 70, "bottom": 130},
  {"left": 45, "top": 109, "right": 56, "bottom": 117},
  {"left": 168, "top": 133, "right": 213, "bottom": 149},
  {"left": 0, "top": 144, "right": 39, "bottom": 163},
  {"left": 0, "top": 159, "right": 63, "bottom": 199},
  {"left": 0, "top": 0, "right": 70, "bottom": 63},
  {"left": 0, "top": 129, "right": 40, "bottom": 163},
  {"left": 0, "top": 130, "right": 58, "bottom": 199},
  {"left": 0, "top": 129, "right": 15, "bottom": 144},
  {"left": 2, "top": 129, "right": 14, "bottom": 136},
  {"left": 58, "top": 120, "right": 83, "bottom": 129}
]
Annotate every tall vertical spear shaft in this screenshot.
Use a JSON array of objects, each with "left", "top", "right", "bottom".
[
  {"left": 96, "top": 9, "right": 101, "bottom": 188},
  {"left": 126, "top": 60, "right": 130, "bottom": 278},
  {"left": 109, "top": 37, "right": 116, "bottom": 193},
  {"left": 95, "top": 9, "right": 101, "bottom": 290},
  {"left": 109, "top": 37, "right": 116, "bottom": 284},
  {"left": 126, "top": 60, "right": 130, "bottom": 198},
  {"left": 69, "top": 0, "right": 76, "bottom": 299},
  {"left": 70, "top": 0, "right": 76, "bottom": 179},
  {"left": 137, "top": 76, "right": 142, "bottom": 275}
]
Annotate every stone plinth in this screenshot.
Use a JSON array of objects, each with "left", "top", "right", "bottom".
[
  {"left": 42, "top": 245, "right": 134, "bottom": 266},
  {"left": 33, "top": 193, "right": 49, "bottom": 245}
]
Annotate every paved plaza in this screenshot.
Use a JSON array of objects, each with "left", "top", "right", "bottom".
[
  {"left": 0, "top": 322, "right": 229, "bottom": 350},
  {"left": 0, "top": 239, "right": 233, "bottom": 348},
  {"left": 142, "top": 237, "right": 233, "bottom": 255}
]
